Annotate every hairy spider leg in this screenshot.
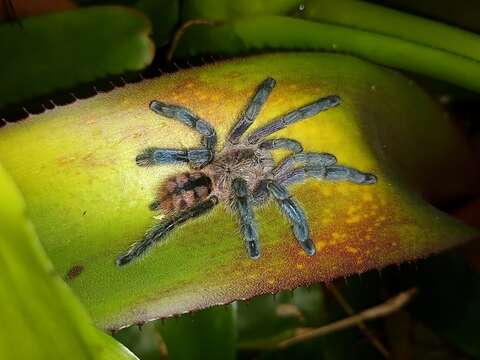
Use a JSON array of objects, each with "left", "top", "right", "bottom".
[
  {"left": 139, "top": 100, "right": 218, "bottom": 168},
  {"left": 136, "top": 147, "right": 213, "bottom": 169},
  {"left": 227, "top": 77, "right": 276, "bottom": 144},
  {"left": 247, "top": 95, "right": 341, "bottom": 144},
  {"left": 150, "top": 101, "right": 217, "bottom": 150},
  {"left": 232, "top": 178, "right": 261, "bottom": 259},
  {"left": 250, "top": 152, "right": 337, "bottom": 205},
  {"left": 249, "top": 180, "right": 270, "bottom": 206},
  {"left": 278, "top": 164, "right": 377, "bottom": 187},
  {"left": 116, "top": 196, "right": 218, "bottom": 266},
  {"left": 266, "top": 180, "right": 315, "bottom": 256},
  {"left": 272, "top": 152, "right": 337, "bottom": 178},
  {"left": 259, "top": 138, "right": 304, "bottom": 154},
  {"left": 325, "top": 165, "right": 378, "bottom": 184}
]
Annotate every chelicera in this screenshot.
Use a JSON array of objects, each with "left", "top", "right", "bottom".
[{"left": 116, "top": 78, "right": 376, "bottom": 266}]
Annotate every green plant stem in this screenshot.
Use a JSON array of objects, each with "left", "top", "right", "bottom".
[
  {"left": 176, "top": 15, "right": 480, "bottom": 93},
  {"left": 299, "top": 0, "right": 480, "bottom": 63}
]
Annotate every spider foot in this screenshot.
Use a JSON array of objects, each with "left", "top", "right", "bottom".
[
  {"left": 361, "top": 173, "right": 377, "bottom": 184},
  {"left": 135, "top": 147, "right": 159, "bottom": 166},
  {"left": 247, "top": 239, "right": 260, "bottom": 259},
  {"left": 325, "top": 166, "right": 377, "bottom": 184},
  {"left": 299, "top": 238, "right": 316, "bottom": 256}
]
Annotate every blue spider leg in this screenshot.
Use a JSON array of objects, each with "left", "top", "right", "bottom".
[
  {"left": 247, "top": 95, "right": 341, "bottom": 144},
  {"left": 116, "top": 196, "right": 219, "bottom": 266},
  {"left": 325, "top": 165, "right": 377, "bottom": 184},
  {"left": 278, "top": 164, "right": 377, "bottom": 187},
  {"left": 259, "top": 138, "right": 303, "bottom": 154},
  {"left": 272, "top": 152, "right": 337, "bottom": 178},
  {"left": 227, "top": 77, "right": 276, "bottom": 144},
  {"left": 232, "top": 178, "right": 261, "bottom": 259},
  {"left": 136, "top": 147, "right": 213, "bottom": 169},
  {"left": 266, "top": 180, "right": 315, "bottom": 256},
  {"left": 150, "top": 100, "right": 217, "bottom": 151}
]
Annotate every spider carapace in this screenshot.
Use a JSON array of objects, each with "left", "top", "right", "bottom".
[{"left": 116, "top": 77, "right": 377, "bottom": 266}]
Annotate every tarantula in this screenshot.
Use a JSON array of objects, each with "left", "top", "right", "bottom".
[{"left": 116, "top": 78, "right": 377, "bottom": 266}]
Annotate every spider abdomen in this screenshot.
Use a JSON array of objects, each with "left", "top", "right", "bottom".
[{"left": 154, "top": 172, "right": 212, "bottom": 213}]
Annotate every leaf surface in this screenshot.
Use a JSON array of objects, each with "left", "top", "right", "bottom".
[{"left": 0, "top": 53, "right": 477, "bottom": 329}]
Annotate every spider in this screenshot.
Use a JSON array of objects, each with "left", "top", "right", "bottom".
[{"left": 116, "top": 77, "right": 377, "bottom": 266}]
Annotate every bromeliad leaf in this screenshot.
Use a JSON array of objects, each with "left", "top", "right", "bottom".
[{"left": 0, "top": 53, "right": 477, "bottom": 329}]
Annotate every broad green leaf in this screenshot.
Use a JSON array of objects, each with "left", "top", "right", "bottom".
[
  {"left": 0, "top": 6, "right": 154, "bottom": 108},
  {"left": 174, "top": 15, "right": 480, "bottom": 93},
  {"left": 0, "top": 163, "right": 138, "bottom": 359},
  {"left": 0, "top": 53, "right": 477, "bottom": 330},
  {"left": 156, "top": 305, "right": 236, "bottom": 360}
]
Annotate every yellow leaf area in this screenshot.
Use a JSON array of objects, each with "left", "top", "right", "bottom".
[{"left": 0, "top": 53, "right": 477, "bottom": 330}]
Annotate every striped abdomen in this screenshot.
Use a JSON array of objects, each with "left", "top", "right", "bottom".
[{"left": 152, "top": 172, "right": 212, "bottom": 213}]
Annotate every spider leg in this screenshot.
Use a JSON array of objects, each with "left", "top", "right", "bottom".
[
  {"left": 259, "top": 138, "right": 303, "bottom": 154},
  {"left": 116, "top": 196, "right": 218, "bottom": 266},
  {"left": 232, "top": 178, "right": 261, "bottom": 259},
  {"left": 324, "top": 165, "right": 378, "bottom": 184},
  {"left": 272, "top": 152, "right": 337, "bottom": 178},
  {"left": 266, "top": 180, "right": 315, "bottom": 256},
  {"left": 227, "top": 77, "right": 276, "bottom": 144},
  {"left": 279, "top": 164, "right": 377, "bottom": 187},
  {"left": 247, "top": 95, "right": 341, "bottom": 144},
  {"left": 150, "top": 100, "right": 217, "bottom": 151},
  {"left": 136, "top": 147, "right": 213, "bottom": 169},
  {"left": 251, "top": 180, "right": 270, "bottom": 205}
]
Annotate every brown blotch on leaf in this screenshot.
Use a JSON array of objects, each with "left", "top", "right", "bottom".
[{"left": 65, "top": 264, "right": 84, "bottom": 281}]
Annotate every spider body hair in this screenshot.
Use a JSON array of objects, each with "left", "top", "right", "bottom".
[
  {"left": 150, "top": 171, "right": 213, "bottom": 212},
  {"left": 203, "top": 144, "right": 274, "bottom": 206},
  {"left": 117, "top": 77, "right": 377, "bottom": 266},
  {"left": 150, "top": 145, "right": 273, "bottom": 213}
]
